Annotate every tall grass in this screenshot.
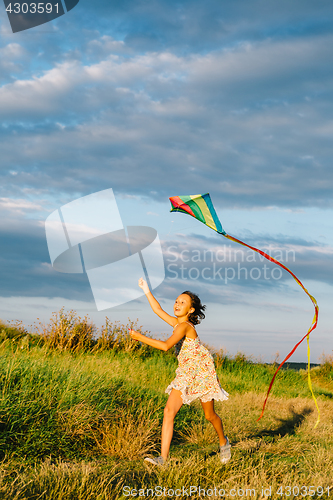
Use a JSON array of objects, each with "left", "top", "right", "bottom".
[
  {"left": 34, "top": 308, "right": 157, "bottom": 357},
  {"left": 0, "top": 310, "right": 332, "bottom": 499}
]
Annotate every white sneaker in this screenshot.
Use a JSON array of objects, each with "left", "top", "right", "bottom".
[
  {"left": 220, "top": 436, "right": 231, "bottom": 464},
  {"left": 144, "top": 456, "right": 166, "bottom": 466}
]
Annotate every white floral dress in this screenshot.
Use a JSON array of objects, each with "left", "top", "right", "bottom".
[{"left": 165, "top": 323, "right": 229, "bottom": 405}]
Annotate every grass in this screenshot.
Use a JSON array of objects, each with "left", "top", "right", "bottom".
[{"left": 0, "top": 311, "right": 332, "bottom": 499}]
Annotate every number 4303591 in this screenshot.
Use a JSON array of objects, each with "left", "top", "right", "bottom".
[{"left": 6, "top": 3, "right": 59, "bottom": 14}]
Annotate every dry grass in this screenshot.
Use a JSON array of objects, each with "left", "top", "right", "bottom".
[
  {"left": 319, "top": 351, "right": 333, "bottom": 366},
  {"left": 0, "top": 458, "right": 121, "bottom": 500},
  {"left": 1, "top": 310, "right": 332, "bottom": 499},
  {"left": 35, "top": 308, "right": 96, "bottom": 352},
  {"left": 34, "top": 309, "right": 154, "bottom": 357},
  {"left": 1, "top": 392, "right": 332, "bottom": 499},
  {"left": 56, "top": 402, "right": 160, "bottom": 460},
  {"left": 94, "top": 408, "right": 160, "bottom": 459}
]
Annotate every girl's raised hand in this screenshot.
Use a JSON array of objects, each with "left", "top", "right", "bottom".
[{"left": 138, "top": 277, "right": 150, "bottom": 294}]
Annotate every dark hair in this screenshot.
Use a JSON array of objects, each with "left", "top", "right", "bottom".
[{"left": 182, "top": 291, "right": 206, "bottom": 325}]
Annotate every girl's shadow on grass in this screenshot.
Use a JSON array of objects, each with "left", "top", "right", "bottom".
[
  {"left": 251, "top": 405, "right": 313, "bottom": 439},
  {"left": 180, "top": 406, "right": 314, "bottom": 459}
]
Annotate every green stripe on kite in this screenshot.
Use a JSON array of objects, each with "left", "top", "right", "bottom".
[
  {"left": 170, "top": 195, "right": 206, "bottom": 226},
  {"left": 184, "top": 199, "right": 206, "bottom": 225}
]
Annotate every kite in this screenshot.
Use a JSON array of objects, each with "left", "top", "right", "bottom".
[{"left": 169, "top": 193, "right": 320, "bottom": 426}]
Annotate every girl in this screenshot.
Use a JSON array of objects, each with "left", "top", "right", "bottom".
[{"left": 129, "top": 278, "right": 231, "bottom": 466}]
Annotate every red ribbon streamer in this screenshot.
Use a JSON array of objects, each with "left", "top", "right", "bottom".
[{"left": 224, "top": 234, "right": 319, "bottom": 423}]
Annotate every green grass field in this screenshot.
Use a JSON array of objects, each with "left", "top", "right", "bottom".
[{"left": 0, "top": 311, "right": 332, "bottom": 499}]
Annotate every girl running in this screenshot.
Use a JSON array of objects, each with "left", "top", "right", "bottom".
[{"left": 129, "top": 278, "right": 231, "bottom": 466}]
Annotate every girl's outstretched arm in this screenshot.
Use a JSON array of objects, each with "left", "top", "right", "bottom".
[
  {"left": 129, "top": 322, "right": 189, "bottom": 351},
  {"left": 138, "top": 278, "right": 177, "bottom": 327}
]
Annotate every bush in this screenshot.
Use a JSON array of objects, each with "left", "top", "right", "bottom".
[
  {"left": 317, "top": 352, "right": 333, "bottom": 379},
  {"left": 0, "top": 320, "right": 28, "bottom": 342},
  {"left": 36, "top": 308, "right": 96, "bottom": 353},
  {"left": 34, "top": 309, "right": 160, "bottom": 357},
  {"left": 93, "top": 317, "right": 152, "bottom": 355}
]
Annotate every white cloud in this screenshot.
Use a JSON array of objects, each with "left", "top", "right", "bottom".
[
  {"left": 1, "top": 33, "right": 332, "bottom": 121},
  {"left": 1, "top": 0, "right": 333, "bottom": 364},
  {"left": 0, "top": 197, "right": 44, "bottom": 214},
  {"left": 0, "top": 42, "right": 25, "bottom": 58},
  {"left": 0, "top": 296, "right": 95, "bottom": 328}
]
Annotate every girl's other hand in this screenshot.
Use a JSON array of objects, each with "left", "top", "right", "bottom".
[
  {"left": 138, "top": 278, "right": 150, "bottom": 294},
  {"left": 129, "top": 328, "right": 141, "bottom": 341}
]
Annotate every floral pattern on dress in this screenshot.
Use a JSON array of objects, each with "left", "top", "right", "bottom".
[{"left": 165, "top": 336, "right": 229, "bottom": 405}]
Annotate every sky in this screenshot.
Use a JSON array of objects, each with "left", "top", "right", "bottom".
[{"left": 0, "top": 0, "right": 332, "bottom": 362}]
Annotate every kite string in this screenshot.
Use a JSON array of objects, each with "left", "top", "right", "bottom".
[{"left": 223, "top": 233, "right": 319, "bottom": 425}]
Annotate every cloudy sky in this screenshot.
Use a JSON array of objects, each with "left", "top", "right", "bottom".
[{"left": 0, "top": 0, "right": 332, "bottom": 362}]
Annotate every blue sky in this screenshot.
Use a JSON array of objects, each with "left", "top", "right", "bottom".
[{"left": 0, "top": 0, "right": 332, "bottom": 362}]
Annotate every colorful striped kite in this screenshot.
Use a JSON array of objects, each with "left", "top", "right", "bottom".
[{"left": 169, "top": 193, "right": 320, "bottom": 426}]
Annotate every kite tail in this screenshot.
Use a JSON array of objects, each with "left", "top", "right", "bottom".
[
  {"left": 307, "top": 332, "right": 321, "bottom": 429},
  {"left": 223, "top": 233, "right": 320, "bottom": 425},
  {"left": 257, "top": 307, "right": 319, "bottom": 423}
]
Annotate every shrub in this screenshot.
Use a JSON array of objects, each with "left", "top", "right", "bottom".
[
  {"left": 36, "top": 308, "right": 96, "bottom": 353},
  {"left": 0, "top": 320, "right": 28, "bottom": 342},
  {"left": 93, "top": 317, "right": 157, "bottom": 357},
  {"left": 317, "top": 351, "right": 333, "bottom": 379}
]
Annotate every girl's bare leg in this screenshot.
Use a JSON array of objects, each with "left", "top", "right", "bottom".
[
  {"left": 200, "top": 399, "right": 227, "bottom": 446},
  {"left": 161, "top": 389, "right": 183, "bottom": 460}
]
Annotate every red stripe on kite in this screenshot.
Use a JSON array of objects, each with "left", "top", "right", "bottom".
[{"left": 170, "top": 196, "right": 196, "bottom": 218}]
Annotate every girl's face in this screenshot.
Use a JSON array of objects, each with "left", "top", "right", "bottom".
[{"left": 174, "top": 294, "right": 194, "bottom": 319}]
